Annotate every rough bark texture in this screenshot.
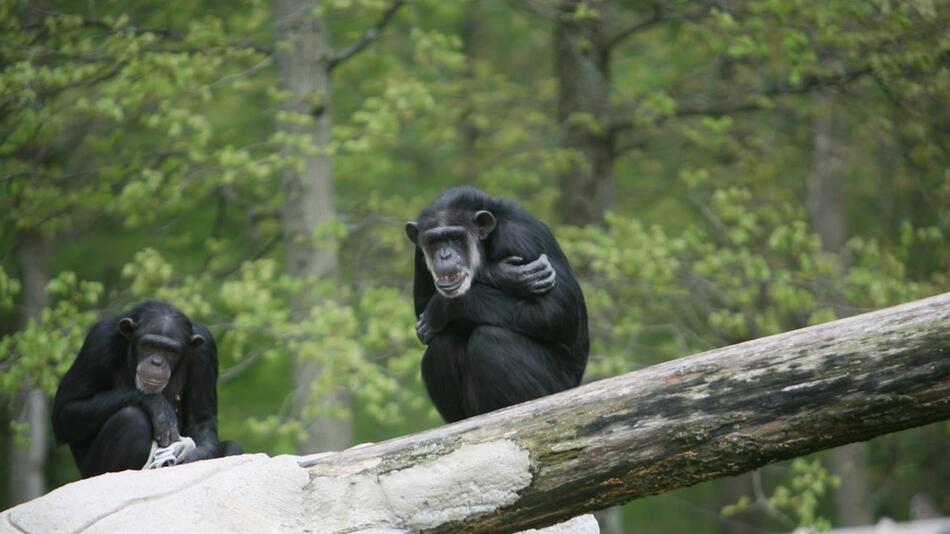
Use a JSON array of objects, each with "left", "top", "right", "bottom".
[
  {"left": 273, "top": 0, "right": 351, "bottom": 453},
  {"left": 555, "top": 0, "right": 613, "bottom": 225},
  {"left": 298, "top": 293, "right": 950, "bottom": 533},
  {"left": 8, "top": 230, "right": 50, "bottom": 505}
]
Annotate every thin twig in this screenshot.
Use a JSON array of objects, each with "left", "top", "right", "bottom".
[{"left": 329, "top": 0, "right": 406, "bottom": 71}]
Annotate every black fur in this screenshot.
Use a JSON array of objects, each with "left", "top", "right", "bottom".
[
  {"left": 409, "top": 187, "right": 589, "bottom": 422},
  {"left": 52, "top": 300, "right": 241, "bottom": 477}
]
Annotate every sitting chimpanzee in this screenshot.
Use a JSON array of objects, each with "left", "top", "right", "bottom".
[
  {"left": 406, "top": 187, "right": 589, "bottom": 423},
  {"left": 52, "top": 300, "right": 242, "bottom": 478}
]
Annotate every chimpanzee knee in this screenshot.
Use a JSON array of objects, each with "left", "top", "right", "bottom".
[
  {"left": 78, "top": 405, "right": 152, "bottom": 478},
  {"left": 421, "top": 333, "right": 468, "bottom": 423},
  {"left": 219, "top": 440, "right": 243, "bottom": 457},
  {"left": 463, "top": 326, "right": 573, "bottom": 416}
]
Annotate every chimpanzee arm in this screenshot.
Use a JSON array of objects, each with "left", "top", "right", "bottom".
[
  {"left": 481, "top": 254, "right": 556, "bottom": 298},
  {"left": 52, "top": 319, "right": 142, "bottom": 445},
  {"left": 412, "top": 248, "right": 437, "bottom": 317},
  {"left": 53, "top": 388, "right": 142, "bottom": 445},
  {"left": 179, "top": 323, "right": 222, "bottom": 462},
  {"left": 419, "top": 281, "right": 580, "bottom": 345}
]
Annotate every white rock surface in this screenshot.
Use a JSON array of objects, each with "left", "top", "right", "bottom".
[
  {"left": 519, "top": 514, "right": 601, "bottom": 534},
  {"left": 1, "top": 454, "right": 307, "bottom": 534},
  {"left": 0, "top": 450, "right": 597, "bottom": 534}
]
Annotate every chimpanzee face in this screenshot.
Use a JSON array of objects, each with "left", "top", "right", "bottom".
[
  {"left": 119, "top": 315, "right": 204, "bottom": 394},
  {"left": 406, "top": 209, "right": 496, "bottom": 298}
]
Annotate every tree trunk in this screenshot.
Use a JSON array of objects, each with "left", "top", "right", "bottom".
[
  {"left": 457, "top": 0, "right": 483, "bottom": 185},
  {"left": 299, "top": 292, "right": 950, "bottom": 533},
  {"left": 273, "top": 0, "right": 351, "bottom": 453},
  {"left": 8, "top": 230, "right": 50, "bottom": 505},
  {"left": 554, "top": 0, "right": 614, "bottom": 226},
  {"left": 807, "top": 93, "right": 874, "bottom": 527},
  {"left": 554, "top": 4, "right": 621, "bottom": 528},
  {"left": 806, "top": 94, "right": 846, "bottom": 253}
]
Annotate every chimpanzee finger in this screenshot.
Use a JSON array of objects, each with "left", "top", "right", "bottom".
[
  {"left": 501, "top": 256, "right": 525, "bottom": 266},
  {"left": 155, "top": 428, "right": 172, "bottom": 448},
  {"left": 531, "top": 271, "right": 557, "bottom": 293},
  {"left": 534, "top": 270, "right": 556, "bottom": 286},
  {"left": 532, "top": 268, "right": 557, "bottom": 286},
  {"left": 416, "top": 318, "right": 432, "bottom": 344},
  {"left": 415, "top": 321, "right": 426, "bottom": 343},
  {"left": 521, "top": 262, "right": 555, "bottom": 284},
  {"left": 518, "top": 254, "right": 551, "bottom": 275},
  {"left": 522, "top": 263, "right": 555, "bottom": 282}
]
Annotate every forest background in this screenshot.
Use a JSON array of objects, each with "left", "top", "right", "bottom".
[{"left": 1, "top": 1, "right": 947, "bottom": 532}]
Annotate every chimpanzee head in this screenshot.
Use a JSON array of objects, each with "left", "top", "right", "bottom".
[
  {"left": 119, "top": 306, "right": 204, "bottom": 394},
  {"left": 406, "top": 208, "right": 496, "bottom": 298}
]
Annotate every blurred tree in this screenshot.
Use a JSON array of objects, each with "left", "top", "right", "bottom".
[
  {"left": 8, "top": 230, "right": 50, "bottom": 503},
  {"left": 272, "top": 0, "right": 404, "bottom": 454},
  {"left": 272, "top": 0, "right": 348, "bottom": 454}
]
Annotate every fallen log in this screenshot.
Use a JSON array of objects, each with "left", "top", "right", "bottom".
[{"left": 2, "top": 293, "right": 947, "bottom": 533}]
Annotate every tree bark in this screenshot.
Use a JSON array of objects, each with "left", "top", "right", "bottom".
[
  {"left": 300, "top": 293, "right": 950, "bottom": 533},
  {"left": 554, "top": 0, "right": 614, "bottom": 225},
  {"left": 8, "top": 230, "right": 50, "bottom": 505},
  {"left": 273, "top": 0, "right": 351, "bottom": 453}
]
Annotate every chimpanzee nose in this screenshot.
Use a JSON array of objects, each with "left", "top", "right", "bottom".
[
  {"left": 150, "top": 356, "right": 164, "bottom": 366},
  {"left": 438, "top": 249, "right": 452, "bottom": 260}
]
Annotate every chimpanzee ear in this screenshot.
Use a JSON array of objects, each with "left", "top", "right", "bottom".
[
  {"left": 474, "top": 210, "right": 496, "bottom": 239},
  {"left": 189, "top": 334, "right": 205, "bottom": 347},
  {"left": 405, "top": 221, "right": 419, "bottom": 243},
  {"left": 118, "top": 317, "right": 136, "bottom": 339}
]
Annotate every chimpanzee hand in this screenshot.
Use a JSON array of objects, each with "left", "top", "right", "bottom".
[
  {"left": 485, "top": 254, "right": 556, "bottom": 298},
  {"left": 140, "top": 394, "right": 180, "bottom": 448},
  {"left": 416, "top": 312, "right": 436, "bottom": 345},
  {"left": 417, "top": 296, "right": 455, "bottom": 345}
]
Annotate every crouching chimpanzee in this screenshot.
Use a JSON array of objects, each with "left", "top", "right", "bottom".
[
  {"left": 406, "top": 187, "right": 589, "bottom": 423},
  {"left": 52, "top": 300, "right": 242, "bottom": 478}
]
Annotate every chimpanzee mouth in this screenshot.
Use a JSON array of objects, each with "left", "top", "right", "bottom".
[
  {"left": 435, "top": 271, "right": 467, "bottom": 292},
  {"left": 136, "top": 376, "right": 167, "bottom": 393}
]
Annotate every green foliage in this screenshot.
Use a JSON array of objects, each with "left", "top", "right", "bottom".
[
  {"left": 720, "top": 461, "right": 840, "bottom": 530},
  {"left": 563, "top": 178, "right": 938, "bottom": 377},
  {"left": 767, "top": 459, "right": 840, "bottom": 530},
  {"left": 0, "top": 267, "right": 20, "bottom": 311},
  {"left": 0, "top": 272, "right": 102, "bottom": 396}
]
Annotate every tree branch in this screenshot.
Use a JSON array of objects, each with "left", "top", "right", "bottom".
[
  {"left": 328, "top": 0, "right": 406, "bottom": 71},
  {"left": 607, "top": 5, "right": 663, "bottom": 49},
  {"left": 610, "top": 64, "right": 875, "bottom": 135},
  {"left": 504, "top": 0, "right": 560, "bottom": 20}
]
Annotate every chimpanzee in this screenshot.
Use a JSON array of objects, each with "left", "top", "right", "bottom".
[
  {"left": 52, "top": 300, "right": 242, "bottom": 478},
  {"left": 406, "top": 187, "right": 589, "bottom": 423}
]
